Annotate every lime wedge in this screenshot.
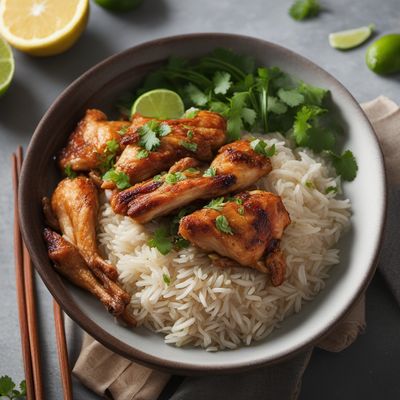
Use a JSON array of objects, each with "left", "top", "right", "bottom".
[
  {"left": 131, "top": 89, "right": 185, "bottom": 119},
  {"left": 329, "top": 24, "right": 375, "bottom": 50},
  {"left": 0, "top": 37, "right": 14, "bottom": 97}
]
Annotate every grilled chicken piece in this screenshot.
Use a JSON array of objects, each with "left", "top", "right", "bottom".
[
  {"left": 111, "top": 140, "right": 272, "bottom": 223},
  {"left": 102, "top": 110, "right": 226, "bottom": 188},
  {"left": 51, "top": 176, "right": 118, "bottom": 280},
  {"left": 178, "top": 190, "right": 291, "bottom": 286},
  {"left": 43, "top": 228, "right": 132, "bottom": 319},
  {"left": 58, "top": 109, "right": 129, "bottom": 171}
]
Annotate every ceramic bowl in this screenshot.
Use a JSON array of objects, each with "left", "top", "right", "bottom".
[{"left": 19, "top": 33, "right": 386, "bottom": 374}]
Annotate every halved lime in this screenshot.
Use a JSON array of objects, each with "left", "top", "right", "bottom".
[
  {"left": 329, "top": 24, "right": 375, "bottom": 50},
  {"left": 0, "top": 37, "right": 14, "bottom": 97},
  {"left": 131, "top": 89, "right": 185, "bottom": 119}
]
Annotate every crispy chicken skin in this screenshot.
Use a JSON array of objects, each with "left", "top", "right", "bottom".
[
  {"left": 43, "top": 228, "right": 131, "bottom": 317},
  {"left": 102, "top": 110, "right": 226, "bottom": 188},
  {"left": 111, "top": 140, "right": 272, "bottom": 223},
  {"left": 58, "top": 109, "right": 128, "bottom": 171},
  {"left": 51, "top": 176, "right": 118, "bottom": 280},
  {"left": 178, "top": 190, "right": 291, "bottom": 286}
]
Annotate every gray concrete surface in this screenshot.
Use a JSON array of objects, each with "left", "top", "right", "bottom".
[{"left": 0, "top": 0, "right": 399, "bottom": 398}]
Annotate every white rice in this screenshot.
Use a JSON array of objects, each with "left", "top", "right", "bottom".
[{"left": 97, "top": 133, "right": 351, "bottom": 350}]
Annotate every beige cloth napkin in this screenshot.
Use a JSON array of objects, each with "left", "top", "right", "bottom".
[{"left": 73, "top": 96, "right": 398, "bottom": 400}]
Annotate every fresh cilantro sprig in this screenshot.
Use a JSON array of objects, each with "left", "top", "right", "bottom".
[
  {"left": 250, "top": 139, "right": 276, "bottom": 157},
  {"left": 289, "top": 0, "right": 320, "bottom": 21},
  {"left": 138, "top": 120, "right": 171, "bottom": 151},
  {"left": 102, "top": 169, "right": 131, "bottom": 189},
  {"left": 215, "top": 215, "right": 234, "bottom": 235},
  {"left": 148, "top": 227, "right": 173, "bottom": 255},
  {"left": 0, "top": 376, "right": 26, "bottom": 399},
  {"left": 203, "top": 167, "right": 216, "bottom": 177},
  {"left": 99, "top": 139, "right": 120, "bottom": 172}
]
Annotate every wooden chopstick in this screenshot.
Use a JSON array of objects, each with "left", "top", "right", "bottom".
[
  {"left": 16, "top": 147, "right": 45, "bottom": 400},
  {"left": 12, "top": 151, "right": 35, "bottom": 400},
  {"left": 53, "top": 301, "right": 73, "bottom": 400}
]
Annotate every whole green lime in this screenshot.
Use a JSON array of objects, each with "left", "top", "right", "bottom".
[
  {"left": 366, "top": 34, "right": 400, "bottom": 74},
  {"left": 94, "top": 0, "right": 143, "bottom": 12}
]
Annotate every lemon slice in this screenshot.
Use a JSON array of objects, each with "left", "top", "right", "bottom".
[
  {"left": 329, "top": 24, "right": 375, "bottom": 50},
  {"left": 0, "top": 37, "right": 14, "bottom": 96},
  {"left": 0, "top": 0, "right": 89, "bottom": 56},
  {"left": 131, "top": 89, "right": 185, "bottom": 119}
]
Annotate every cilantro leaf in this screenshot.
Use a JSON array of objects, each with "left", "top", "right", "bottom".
[
  {"left": 203, "top": 167, "right": 217, "bottom": 177},
  {"left": 64, "top": 164, "right": 77, "bottom": 179},
  {"left": 250, "top": 139, "right": 276, "bottom": 157},
  {"left": 165, "top": 172, "right": 187, "bottom": 184},
  {"left": 215, "top": 215, "right": 234, "bottom": 235},
  {"left": 136, "top": 149, "right": 149, "bottom": 159},
  {"left": 0, "top": 376, "right": 15, "bottom": 396},
  {"left": 277, "top": 88, "right": 305, "bottom": 107},
  {"left": 138, "top": 125, "right": 160, "bottom": 151},
  {"left": 106, "top": 139, "right": 119, "bottom": 153},
  {"left": 238, "top": 205, "right": 245, "bottom": 215},
  {"left": 102, "top": 169, "right": 131, "bottom": 189},
  {"left": 293, "top": 105, "right": 326, "bottom": 147},
  {"left": 267, "top": 96, "right": 288, "bottom": 115},
  {"left": 213, "top": 71, "right": 232, "bottom": 95},
  {"left": 185, "top": 83, "right": 208, "bottom": 106},
  {"left": 289, "top": 0, "right": 320, "bottom": 20},
  {"left": 204, "top": 197, "right": 226, "bottom": 211},
  {"left": 180, "top": 140, "right": 198, "bottom": 152},
  {"left": 117, "top": 125, "right": 130, "bottom": 136},
  {"left": 330, "top": 150, "right": 358, "bottom": 182},
  {"left": 183, "top": 108, "right": 199, "bottom": 118},
  {"left": 158, "top": 123, "right": 171, "bottom": 137},
  {"left": 241, "top": 107, "right": 257, "bottom": 125},
  {"left": 186, "top": 130, "right": 194, "bottom": 139},
  {"left": 298, "top": 82, "right": 327, "bottom": 106},
  {"left": 148, "top": 227, "right": 173, "bottom": 255},
  {"left": 185, "top": 167, "right": 199, "bottom": 173},
  {"left": 163, "top": 273, "right": 171, "bottom": 285}
]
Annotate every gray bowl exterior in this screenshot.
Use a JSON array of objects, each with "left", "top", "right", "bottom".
[{"left": 19, "top": 33, "right": 386, "bottom": 374}]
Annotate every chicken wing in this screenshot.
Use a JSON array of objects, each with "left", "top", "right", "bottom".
[
  {"left": 51, "top": 176, "right": 118, "bottom": 280},
  {"left": 178, "top": 190, "right": 291, "bottom": 286},
  {"left": 102, "top": 110, "right": 226, "bottom": 188},
  {"left": 43, "top": 228, "right": 132, "bottom": 319},
  {"left": 111, "top": 140, "right": 272, "bottom": 223},
  {"left": 58, "top": 109, "right": 129, "bottom": 171}
]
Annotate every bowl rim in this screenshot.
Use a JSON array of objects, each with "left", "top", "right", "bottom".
[{"left": 19, "top": 32, "right": 387, "bottom": 374}]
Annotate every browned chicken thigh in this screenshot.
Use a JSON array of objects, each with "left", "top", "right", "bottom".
[
  {"left": 111, "top": 140, "right": 272, "bottom": 223},
  {"left": 102, "top": 110, "right": 226, "bottom": 188},
  {"left": 178, "top": 190, "right": 291, "bottom": 286},
  {"left": 43, "top": 228, "right": 131, "bottom": 317},
  {"left": 59, "top": 109, "right": 129, "bottom": 171},
  {"left": 51, "top": 176, "right": 118, "bottom": 280}
]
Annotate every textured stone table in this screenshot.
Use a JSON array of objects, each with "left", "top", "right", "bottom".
[{"left": 0, "top": 0, "right": 399, "bottom": 398}]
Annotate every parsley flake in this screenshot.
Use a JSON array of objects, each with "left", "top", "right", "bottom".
[
  {"left": 163, "top": 273, "right": 171, "bottom": 285},
  {"left": 185, "top": 167, "right": 199, "bottom": 173},
  {"left": 148, "top": 227, "right": 173, "bottom": 255},
  {"left": 203, "top": 167, "right": 217, "bottom": 177},
  {"left": 250, "top": 139, "right": 276, "bottom": 157},
  {"left": 180, "top": 140, "right": 198, "bottom": 152},
  {"left": 165, "top": 172, "right": 187, "bottom": 184},
  {"left": 238, "top": 205, "right": 245, "bottom": 215},
  {"left": 106, "top": 139, "right": 119, "bottom": 153},
  {"left": 117, "top": 125, "right": 129, "bottom": 136},
  {"left": 136, "top": 149, "right": 149, "bottom": 159},
  {"left": 183, "top": 108, "right": 199, "bottom": 118},
  {"left": 64, "top": 164, "right": 77, "bottom": 179},
  {"left": 215, "top": 215, "right": 234, "bottom": 235},
  {"left": 102, "top": 169, "right": 131, "bottom": 189},
  {"left": 187, "top": 130, "right": 194, "bottom": 139},
  {"left": 204, "top": 197, "right": 226, "bottom": 211},
  {"left": 325, "top": 186, "right": 338, "bottom": 194}
]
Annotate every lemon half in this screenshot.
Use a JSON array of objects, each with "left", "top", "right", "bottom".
[{"left": 0, "top": 0, "right": 89, "bottom": 56}]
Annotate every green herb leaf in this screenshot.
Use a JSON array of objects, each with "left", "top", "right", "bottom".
[
  {"left": 277, "top": 88, "right": 305, "bottom": 107},
  {"left": 183, "top": 108, "right": 199, "bottom": 118},
  {"left": 174, "top": 236, "right": 190, "bottom": 250},
  {"left": 267, "top": 96, "right": 288, "bottom": 115},
  {"left": 163, "top": 273, "right": 171, "bottom": 285},
  {"left": 106, "top": 139, "right": 119, "bottom": 153},
  {"left": 153, "top": 174, "right": 163, "bottom": 181},
  {"left": 250, "top": 139, "right": 276, "bottom": 157},
  {"left": 238, "top": 205, "right": 245, "bottom": 215},
  {"left": 148, "top": 227, "right": 173, "bottom": 255},
  {"left": 305, "top": 180, "right": 315, "bottom": 189},
  {"left": 330, "top": 150, "right": 358, "bottom": 182},
  {"left": 136, "top": 149, "right": 149, "bottom": 159},
  {"left": 289, "top": 0, "right": 320, "bottom": 20},
  {"left": 185, "top": 167, "right": 198, "bottom": 173},
  {"left": 117, "top": 125, "right": 130, "bottom": 136},
  {"left": 64, "top": 164, "right": 77, "bottom": 179},
  {"left": 0, "top": 376, "right": 15, "bottom": 396},
  {"left": 158, "top": 123, "right": 171, "bottom": 137},
  {"left": 203, "top": 167, "right": 217, "bottom": 177},
  {"left": 213, "top": 71, "right": 232, "bottom": 95},
  {"left": 185, "top": 83, "right": 208, "bottom": 106},
  {"left": 293, "top": 105, "right": 326, "bottom": 146},
  {"left": 180, "top": 140, "right": 198, "bottom": 152},
  {"left": 138, "top": 123, "right": 161, "bottom": 151},
  {"left": 215, "top": 215, "right": 234, "bottom": 235},
  {"left": 186, "top": 130, "right": 194, "bottom": 139},
  {"left": 165, "top": 171, "right": 187, "bottom": 185},
  {"left": 298, "top": 82, "right": 327, "bottom": 106},
  {"left": 102, "top": 169, "right": 131, "bottom": 189},
  {"left": 204, "top": 197, "right": 226, "bottom": 211},
  {"left": 325, "top": 186, "right": 338, "bottom": 194},
  {"left": 241, "top": 107, "right": 257, "bottom": 125}
]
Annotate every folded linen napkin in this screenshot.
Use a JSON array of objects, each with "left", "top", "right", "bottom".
[{"left": 72, "top": 96, "right": 399, "bottom": 400}]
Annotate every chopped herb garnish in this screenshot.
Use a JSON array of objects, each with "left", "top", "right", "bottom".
[
  {"left": 158, "top": 123, "right": 172, "bottom": 137},
  {"left": 64, "top": 164, "right": 77, "bottom": 178},
  {"left": 102, "top": 169, "right": 131, "bottom": 189},
  {"left": 148, "top": 227, "right": 172, "bottom": 255},
  {"left": 187, "top": 130, "right": 194, "bottom": 139},
  {"left": 136, "top": 149, "right": 149, "bottom": 159},
  {"left": 0, "top": 375, "right": 26, "bottom": 399},
  {"left": 250, "top": 139, "right": 276, "bottom": 157},
  {"left": 106, "top": 139, "right": 119, "bottom": 153},
  {"left": 325, "top": 186, "right": 338, "bottom": 194},
  {"left": 185, "top": 167, "right": 199, "bottom": 173},
  {"left": 162, "top": 273, "right": 171, "bottom": 285},
  {"left": 238, "top": 206, "right": 245, "bottom": 215},
  {"left": 203, "top": 167, "right": 216, "bottom": 177},
  {"left": 138, "top": 121, "right": 171, "bottom": 151},
  {"left": 153, "top": 174, "right": 163, "bottom": 181},
  {"left": 117, "top": 125, "right": 129, "bottom": 136},
  {"left": 305, "top": 180, "right": 315, "bottom": 189},
  {"left": 289, "top": 0, "right": 320, "bottom": 21},
  {"left": 183, "top": 108, "right": 199, "bottom": 118},
  {"left": 180, "top": 140, "right": 198, "bottom": 152},
  {"left": 165, "top": 171, "right": 186, "bottom": 184},
  {"left": 204, "top": 197, "right": 226, "bottom": 211},
  {"left": 215, "top": 215, "right": 234, "bottom": 235},
  {"left": 174, "top": 236, "right": 190, "bottom": 250},
  {"left": 329, "top": 150, "right": 358, "bottom": 182}
]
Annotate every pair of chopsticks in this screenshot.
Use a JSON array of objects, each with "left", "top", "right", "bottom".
[{"left": 12, "top": 147, "right": 72, "bottom": 400}]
